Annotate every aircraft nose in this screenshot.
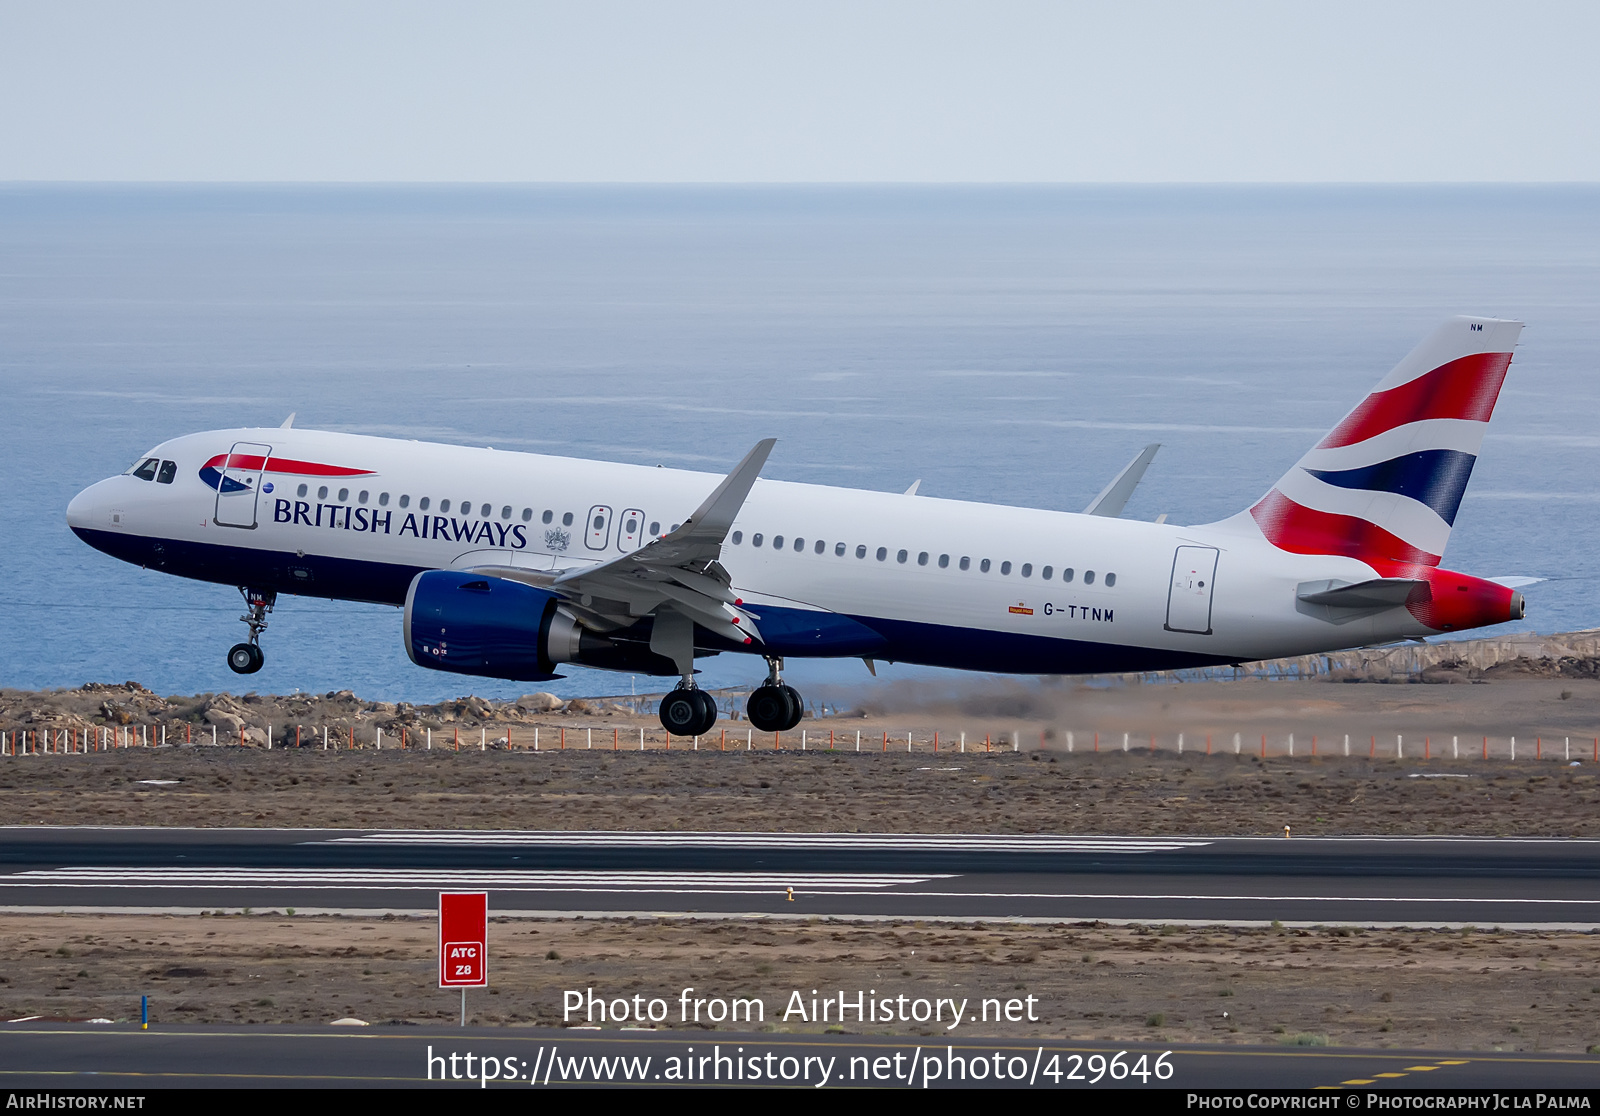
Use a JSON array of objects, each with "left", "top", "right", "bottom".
[{"left": 66, "top": 478, "right": 111, "bottom": 531}]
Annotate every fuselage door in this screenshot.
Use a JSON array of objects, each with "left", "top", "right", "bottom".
[
  {"left": 585, "top": 505, "right": 613, "bottom": 551},
  {"left": 214, "top": 442, "right": 272, "bottom": 529},
  {"left": 1165, "top": 545, "right": 1219, "bottom": 635},
  {"left": 617, "top": 508, "right": 645, "bottom": 551}
]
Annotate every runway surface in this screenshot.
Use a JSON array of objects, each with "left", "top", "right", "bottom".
[
  {"left": 1, "top": 827, "right": 1597, "bottom": 925},
  {"left": 1, "top": 1024, "right": 1595, "bottom": 1090}
]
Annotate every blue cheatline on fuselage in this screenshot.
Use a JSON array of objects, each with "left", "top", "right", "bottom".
[{"left": 69, "top": 526, "right": 1233, "bottom": 678}]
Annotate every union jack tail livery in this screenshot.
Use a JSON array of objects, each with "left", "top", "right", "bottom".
[{"left": 1247, "top": 316, "right": 1522, "bottom": 568}]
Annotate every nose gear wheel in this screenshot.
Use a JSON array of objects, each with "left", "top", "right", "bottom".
[{"left": 228, "top": 587, "right": 275, "bottom": 674}]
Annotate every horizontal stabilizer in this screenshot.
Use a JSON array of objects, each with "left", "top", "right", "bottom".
[
  {"left": 1296, "top": 578, "right": 1426, "bottom": 610},
  {"left": 1084, "top": 443, "right": 1160, "bottom": 517},
  {"left": 1487, "top": 575, "right": 1544, "bottom": 589}
]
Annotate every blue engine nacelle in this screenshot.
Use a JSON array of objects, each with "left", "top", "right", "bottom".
[
  {"left": 403, "top": 570, "right": 682, "bottom": 682},
  {"left": 404, "top": 571, "right": 578, "bottom": 682}
]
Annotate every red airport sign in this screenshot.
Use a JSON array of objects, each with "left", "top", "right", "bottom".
[{"left": 438, "top": 892, "right": 487, "bottom": 988}]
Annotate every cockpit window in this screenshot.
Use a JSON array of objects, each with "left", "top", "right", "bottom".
[
  {"left": 156, "top": 460, "right": 177, "bottom": 484},
  {"left": 132, "top": 458, "right": 159, "bottom": 481}
]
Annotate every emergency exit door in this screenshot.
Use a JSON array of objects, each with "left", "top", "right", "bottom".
[{"left": 1165, "top": 546, "right": 1218, "bottom": 635}]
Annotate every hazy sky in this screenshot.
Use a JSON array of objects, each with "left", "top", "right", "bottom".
[{"left": 3, "top": 1, "right": 1598, "bottom": 182}]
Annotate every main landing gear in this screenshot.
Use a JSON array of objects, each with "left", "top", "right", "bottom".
[
  {"left": 658, "top": 684, "right": 718, "bottom": 738},
  {"left": 227, "top": 587, "right": 274, "bottom": 675},
  {"left": 746, "top": 656, "right": 803, "bottom": 733}
]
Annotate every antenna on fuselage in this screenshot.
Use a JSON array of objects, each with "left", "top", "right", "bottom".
[{"left": 280, "top": 412, "right": 296, "bottom": 429}]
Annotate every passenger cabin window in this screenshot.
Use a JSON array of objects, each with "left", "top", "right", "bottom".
[
  {"left": 317, "top": 486, "right": 329, "bottom": 500},
  {"left": 835, "top": 542, "right": 845, "bottom": 556},
  {"left": 897, "top": 549, "right": 908, "bottom": 564},
  {"left": 1105, "top": 572, "right": 1117, "bottom": 587},
  {"left": 1042, "top": 565, "right": 1053, "bottom": 579},
  {"left": 938, "top": 554, "right": 949, "bottom": 568},
  {"left": 501, "top": 506, "right": 511, "bottom": 519},
  {"left": 380, "top": 492, "right": 390, "bottom": 506},
  {"left": 132, "top": 458, "right": 159, "bottom": 481},
  {"left": 521, "top": 508, "right": 532, "bottom": 521},
  {"left": 542, "top": 510, "right": 553, "bottom": 524},
  {"left": 1061, "top": 567, "right": 1074, "bottom": 582},
  {"left": 419, "top": 497, "right": 430, "bottom": 511},
  {"left": 358, "top": 490, "right": 369, "bottom": 505},
  {"left": 1084, "top": 570, "right": 1096, "bottom": 585},
  {"left": 855, "top": 545, "right": 867, "bottom": 559},
  {"left": 731, "top": 531, "right": 743, "bottom": 544},
  {"left": 483, "top": 503, "right": 493, "bottom": 517},
  {"left": 773, "top": 535, "right": 784, "bottom": 549},
  {"left": 814, "top": 540, "right": 824, "bottom": 554},
  {"left": 979, "top": 559, "right": 991, "bottom": 573},
  {"left": 337, "top": 487, "right": 349, "bottom": 502},
  {"left": 440, "top": 500, "right": 451, "bottom": 513},
  {"left": 593, "top": 514, "right": 605, "bottom": 530},
  {"left": 875, "top": 547, "right": 887, "bottom": 561},
  {"left": 794, "top": 538, "right": 805, "bottom": 552},
  {"left": 298, "top": 484, "right": 309, "bottom": 498},
  {"left": 752, "top": 533, "right": 764, "bottom": 547},
  {"left": 1000, "top": 561, "right": 1012, "bottom": 575},
  {"left": 562, "top": 512, "right": 574, "bottom": 526},
  {"left": 1021, "top": 563, "right": 1032, "bottom": 577},
  {"left": 155, "top": 460, "right": 176, "bottom": 484},
  {"left": 959, "top": 556, "right": 970, "bottom": 571},
  {"left": 650, "top": 521, "right": 660, "bottom": 535}
]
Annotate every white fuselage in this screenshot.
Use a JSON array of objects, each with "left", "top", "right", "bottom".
[{"left": 67, "top": 427, "right": 1442, "bottom": 678}]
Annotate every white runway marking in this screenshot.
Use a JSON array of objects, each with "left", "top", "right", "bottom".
[
  {"left": 323, "top": 832, "right": 1213, "bottom": 853},
  {"left": 9, "top": 868, "right": 949, "bottom": 892}
]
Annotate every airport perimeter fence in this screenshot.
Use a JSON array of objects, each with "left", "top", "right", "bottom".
[{"left": 1, "top": 722, "right": 1597, "bottom": 763}]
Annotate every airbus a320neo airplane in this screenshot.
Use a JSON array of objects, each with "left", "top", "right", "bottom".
[{"left": 68, "top": 317, "right": 1527, "bottom": 737}]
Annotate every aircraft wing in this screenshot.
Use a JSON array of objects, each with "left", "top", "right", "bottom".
[{"left": 467, "top": 438, "right": 776, "bottom": 645}]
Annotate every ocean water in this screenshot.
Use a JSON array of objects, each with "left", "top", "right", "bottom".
[{"left": 1, "top": 185, "right": 1597, "bottom": 701}]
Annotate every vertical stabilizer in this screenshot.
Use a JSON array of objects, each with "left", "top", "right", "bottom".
[{"left": 1242, "top": 317, "right": 1521, "bottom": 567}]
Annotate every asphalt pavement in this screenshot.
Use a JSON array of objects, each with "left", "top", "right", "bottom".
[
  {"left": 0, "top": 828, "right": 1596, "bottom": 926},
  {"left": 1, "top": 1023, "right": 1596, "bottom": 1090}
]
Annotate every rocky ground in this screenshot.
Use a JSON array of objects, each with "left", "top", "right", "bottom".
[
  {"left": 0, "top": 747, "right": 1594, "bottom": 835},
  {"left": 1, "top": 913, "right": 1595, "bottom": 1054}
]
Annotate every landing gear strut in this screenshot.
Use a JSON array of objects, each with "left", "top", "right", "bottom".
[
  {"left": 659, "top": 683, "right": 718, "bottom": 737},
  {"left": 227, "top": 587, "right": 274, "bottom": 675},
  {"left": 747, "top": 656, "right": 803, "bottom": 733}
]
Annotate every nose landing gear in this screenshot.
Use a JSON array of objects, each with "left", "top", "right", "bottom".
[
  {"left": 227, "top": 587, "right": 274, "bottom": 675},
  {"left": 747, "top": 656, "right": 804, "bottom": 733}
]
